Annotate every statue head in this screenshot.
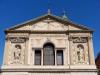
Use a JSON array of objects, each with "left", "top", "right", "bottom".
[{"left": 15, "top": 45, "right": 21, "bottom": 49}]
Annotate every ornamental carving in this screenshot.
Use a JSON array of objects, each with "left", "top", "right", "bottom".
[
  {"left": 10, "top": 37, "right": 26, "bottom": 43},
  {"left": 73, "top": 37, "right": 87, "bottom": 43},
  {"left": 77, "top": 44, "right": 85, "bottom": 63},
  {"left": 10, "top": 44, "right": 25, "bottom": 64},
  {"left": 13, "top": 45, "right": 21, "bottom": 63}
]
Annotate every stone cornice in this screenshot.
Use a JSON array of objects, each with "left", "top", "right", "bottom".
[
  {"left": 5, "top": 30, "right": 93, "bottom": 34},
  {"left": 1, "top": 65, "right": 97, "bottom": 72},
  {"left": 32, "top": 47, "right": 66, "bottom": 49},
  {"left": 68, "top": 30, "right": 93, "bottom": 33}
]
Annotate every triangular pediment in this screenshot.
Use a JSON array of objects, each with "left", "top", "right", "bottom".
[
  {"left": 5, "top": 14, "right": 93, "bottom": 32},
  {"left": 13, "top": 18, "right": 69, "bottom": 31}
]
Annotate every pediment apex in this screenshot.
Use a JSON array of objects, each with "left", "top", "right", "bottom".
[{"left": 5, "top": 13, "right": 93, "bottom": 32}]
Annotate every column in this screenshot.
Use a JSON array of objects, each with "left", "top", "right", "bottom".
[
  {"left": 88, "top": 36, "right": 95, "bottom": 65},
  {"left": 32, "top": 48, "right": 34, "bottom": 65},
  {"left": 55, "top": 49, "right": 57, "bottom": 65},
  {"left": 41, "top": 48, "right": 43, "bottom": 65}
]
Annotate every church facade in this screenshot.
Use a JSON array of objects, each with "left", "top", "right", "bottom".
[{"left": 1, "top": 12, "right": 97, "bottom": 75}]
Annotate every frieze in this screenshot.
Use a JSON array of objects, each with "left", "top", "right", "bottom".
[
  {"left": 7, "top": 33, "right": 29, "bottom": 37},
  {"left": 30, "top": 34, "right": 67, "bottom": 37},
  {"left": 73, "top": 37, "right": 87, "bottom": 43},
  {"left": 10, "top": 37, "right": 26, "bottom": 43}
]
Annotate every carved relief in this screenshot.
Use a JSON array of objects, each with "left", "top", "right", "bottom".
[
  {"left": 32, "top": 19, "right": 68, "bottom": 31},
  {"left": 73, "top": 37, "right": 87, "bottom": 43},
  {"left": 13, "top": 45, "right": 21, "bottom": 63},
  {"left": 9, "top": 37, "right": 26, "bottom": 65},
  {"left": 77, "top": 44, "right": 85, "bottom": 63},
  {"left": 10, "top": 37, "right": 26, "bottom": 43},
  {"left": 70, "top": 37, "right": 89, "bottom": 65}
]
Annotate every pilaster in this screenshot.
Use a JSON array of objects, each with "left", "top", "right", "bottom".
[
  {"left": 66, "top": 38, "right": 70, "bottom": 65},
  {"left": 3, "top": 37, "right": 10, "bottom": 65},
  {"left": 24, "top": 38, "right": 29, "bottom": 65},
  {"left": 88, "top": 36, "right": 95, "bottom": 65},
  {"left": 68, "top": 36, "right": 73, "bottom": 65},
  {"left": 28, "top": 38, "right": 31, "bottom": 65}
]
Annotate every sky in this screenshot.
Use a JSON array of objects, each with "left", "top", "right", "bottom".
[{"left": 0, "top": 0, "right": 100, "bottom": 65}]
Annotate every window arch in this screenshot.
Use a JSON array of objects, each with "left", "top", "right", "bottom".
[
  {"left": 34, "top": 42, "right": 64, "bottom": 65},
  {"left": 43, "top": 43, "right": 55, "bottom": 65}
]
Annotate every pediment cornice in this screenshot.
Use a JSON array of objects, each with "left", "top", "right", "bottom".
[
  {"left": 5, "top": 30, "right": 93, "bottom": 34},
  {"left": 5, "top": 14, "right": 93, "bottom": 33}
]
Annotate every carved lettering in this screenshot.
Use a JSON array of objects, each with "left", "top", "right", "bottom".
[
  {"left": 73, "top": 37, "right": 87, "bottom": 43},
  {"left": 10, "top": 37, "right": 26, "bottom": 43}
]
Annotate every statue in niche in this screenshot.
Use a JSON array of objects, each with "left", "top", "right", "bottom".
[
  {"left": 77, "top": 44, "right": 85, "bottom": 63},
  {"left": 14, "top": 45, "right": 21, "bottom": 63}
]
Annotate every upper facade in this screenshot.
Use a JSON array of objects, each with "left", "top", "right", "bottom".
[{"left": 3, "top": 12, "right": 95, "bottom": 67}]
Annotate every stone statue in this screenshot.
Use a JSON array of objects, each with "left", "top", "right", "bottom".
[
  {"left": 77, "top": 45, "right": 85, "bottom": 63},
  {"left": 14, "top": 45, "right": 21, "bottom": 63}
]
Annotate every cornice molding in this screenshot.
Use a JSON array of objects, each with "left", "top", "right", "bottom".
[
  {"left": 5, "top": 14, "right": 93, "bottom": 31},
  {"left": 1, "top": 66, "right": 97, "bottom": 72},
  {"left": 1, "top": 68, "right": 98, "bottom": 73},
  {"left": 5, "top": 30, "right": 93, "bottom": 34}
]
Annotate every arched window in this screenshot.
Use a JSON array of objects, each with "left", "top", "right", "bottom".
[
  {"left": 77, "top": 44, "right": 85, "bottom": 63},
  {"left": 43, "top": 43, "right": 55, "bottom": 65}
]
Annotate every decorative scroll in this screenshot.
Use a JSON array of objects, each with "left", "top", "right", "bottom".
[
  {"left": 10, "top": 37, "right": 26, "bottom": 43},
  {"left": 73, "top": 37, "right": 87, "bottom": 43}
]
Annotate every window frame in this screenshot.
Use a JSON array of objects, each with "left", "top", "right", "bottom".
[
  {"left": 33, "top": 47, "right": 64, "bottom": 66},
  {"left": 56, "top": 50, "right": 64, "bottom": 65},
  {"left": 34, "top": 49, "right": 41, "bottom": 65},
  {"left": 43, "top": 43, "right": 55, "bottom": 65}
]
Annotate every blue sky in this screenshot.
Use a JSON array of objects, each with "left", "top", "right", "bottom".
[{"left": 0, "top": 0, "right": 100, "bottom": 65}]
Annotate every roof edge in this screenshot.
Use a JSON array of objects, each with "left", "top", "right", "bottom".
[{"left": 5, "top": 13, "right": 94, "bottom": 32}]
